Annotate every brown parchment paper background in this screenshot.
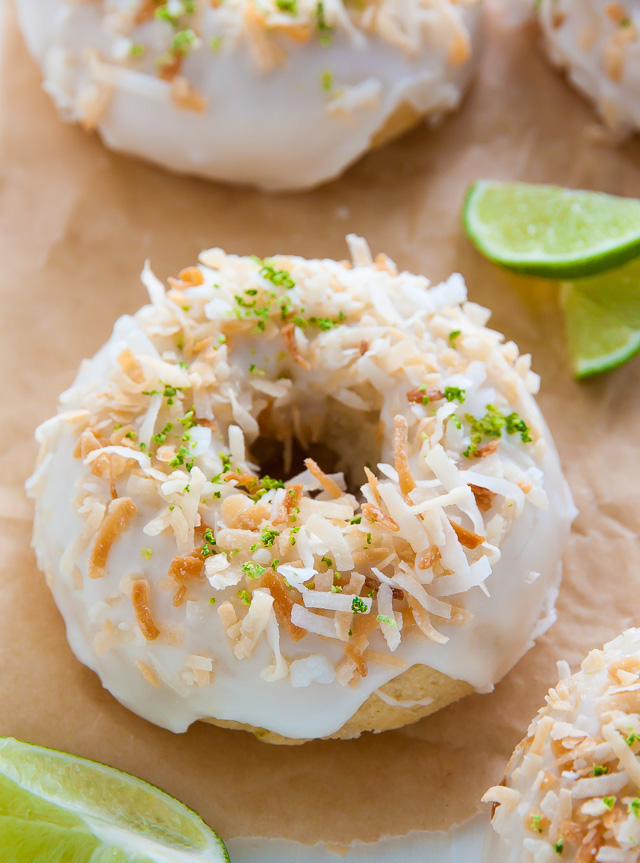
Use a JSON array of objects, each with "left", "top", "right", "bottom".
[{"left": 1, "top": 0, "right": 640, "bottom": 846}]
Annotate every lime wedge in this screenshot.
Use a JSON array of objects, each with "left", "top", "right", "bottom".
[
  {"left": 463, "top": 181, "right": 640, "bottom": 278},
  {"left": 0, "top": 737, "right": 229, "bottom": 862},
  {"left": 561, "top": 257, "right": 640, "bottom": 378}
]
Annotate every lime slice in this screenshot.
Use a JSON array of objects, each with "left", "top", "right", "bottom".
[
  {"left": 463, "top": 181, "right": 640, "bottom": 278},
  {"left": 561, "top": 257, "right": 640, "bottom": 378},
  {"left": 0, "top": 737, "right": 229, "bottom": 862}
]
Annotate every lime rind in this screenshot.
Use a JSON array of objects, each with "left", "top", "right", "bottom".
[
  {"left": 463, "top": 181, "right": 640, "bottom": 278},
  {"left": 572, "top": 329, "right": 640, "bottom": 379},
  {"left": 0, "top": 738, "right": 229, "bottom": 863},
  {"left": 561, "top": 273, "right": 640, "bottom": 379}
]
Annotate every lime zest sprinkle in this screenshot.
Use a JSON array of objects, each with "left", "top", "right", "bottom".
[
  {"left": 241, "top": 561, "right": 266, "bottom": 579},
  {"left": 351, "top": 596, "right": 368, "bottom": 614}
]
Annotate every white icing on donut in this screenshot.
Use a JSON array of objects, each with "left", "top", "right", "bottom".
[
  {"left": 484, "top": 628, "right": 640, "bottom": 863},
  {"left": 538, "top": 0, "right": 640, "bottom": 132},
  {"left": 15, "top": 0, "right": 483, "bottom": 190},
  {"left": 27, "top": 238, "right": 575, "bottom": 739}
]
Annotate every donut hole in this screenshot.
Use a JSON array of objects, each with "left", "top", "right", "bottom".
[{"left": 250, "top": 399, "right": 383, "bottom": 498}]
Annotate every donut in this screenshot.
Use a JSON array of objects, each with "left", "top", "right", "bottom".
[
  {"left": 15, "top": 0, "right": 483, "bottom": 191},
  {"left": 537, "top": 0, "right": 640, "bottom": 132},
  {"left": 484, "top": 629, "right": 640, "bottom": 863},
  {"left": 26, "top": 236, "right": 575, "bottom": 743}
]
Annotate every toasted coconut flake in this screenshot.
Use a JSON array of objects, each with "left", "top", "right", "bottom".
[
  {"left": 273, "top": 483, "right": 303, "bottom": 525},
  {"left": 75, "top": 428, "right": 103, "bottom": 460},
  {"left": 474, "top": 439, "right": 500, "bottom": 459},
  {"left": 363, "top": 649, "right": 406, "bottom": 669},
  {"left": 117, "top": 348, "right": 145, "bottom": 383},
  {"left": 88, "top": 497, "right": 137, "bottom": 579},
  {"left": 169, "top": 551, "right": 204, "bottom": 586},
  {"left": 418, "top": 546, "right": 441, "bottom": 570},
  {"left": 304, "top": 458, "right": 342, "bottom": 499},
  {"left": 449, "top": 520, "right": 485, "bottom": 549},
  {"left": 406, "top": 386, "right": 444, "bottom": 404},
  {"left": 361, "top": 502, "right": 400, "bottom": 532},
  {"left": 448, "top": 26, "right": 471, "bottom": 67},
  {"left": 262, "top": 572, "right": 307, "bottom": 642},
  {"left": 177, "top": 266, "right": 204, "bottom": 287},
  {"left": 131, "top": 578, "right": 160, "bottom": 641},
  {"left": 235, "top": 503, "right": 271, "bottom": 530},
  {"left": 173, "top": 585, "right": 187, "bottom": 607},
  {"left": 577, "top": 828, "right": 603, "bottom": 863},
  {"left": 354, "top": 548, "right": 394, "bottom": 565},
  {"left": 336, "top": 655, "right": 358, "bottom": 686},
  {"left": 393, "top": 415, "right": 416, "bottom": 496},
  {"left": 345, "top": 638, "right": 368, "bottom": 678},
  {"left": 222, "top": 471, "right": 258, "bottom": 493},
  {"left": 343, "top": 613, "right": 379, "bottom": 679},
  {"left": 470, "top": 483, "right": 496, "bottom": 512}
]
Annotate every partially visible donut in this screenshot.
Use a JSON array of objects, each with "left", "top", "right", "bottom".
[
  {"left": 484, "top": 629, "right": 640, "bottom": 863},
  {"left": 27, "top": 235, "right": 575, "bottom": 742},
  {"left": 538, "top": 0, "right": 640, "bottom": 133},
  {"left": 15, "top": 0, "right": 483, "bottom": 190}
]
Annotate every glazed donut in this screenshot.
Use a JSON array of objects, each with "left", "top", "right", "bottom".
[
  {"left": 538, "top": 0, "right": 640, "bottom": 132},
  {"left": 15, "top": 0, "right": 483, "bottom": 190},
  {"left": 484, "top": 629, "right": 640, "bottom": 863},
  {"left": 27, "top": 236, "right": 575, "bottom": 743}
]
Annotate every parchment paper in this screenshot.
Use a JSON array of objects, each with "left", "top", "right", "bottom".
[{"left": 1, "top": 0, "right": 640, "bottom": 845}]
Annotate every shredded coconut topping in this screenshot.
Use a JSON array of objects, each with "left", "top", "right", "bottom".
[
  {"left": 90, "top": 0, "right": 480, "bottom": 70},
  {"left": 29, "top": 236, "right": 552, "bottom": 699},
  {"left": 484, "top": 629, "right": 640, "bottom": 863},
  {"left": 32, "top": 0, "right": 480, "bottom": 124}
]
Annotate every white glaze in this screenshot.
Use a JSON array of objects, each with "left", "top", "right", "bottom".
[
  {"left": 15, "top": 0, "right": 482, "bottom": 190},
  {"left": 28, "top": 244, "right": 575, "bottom": 739}
]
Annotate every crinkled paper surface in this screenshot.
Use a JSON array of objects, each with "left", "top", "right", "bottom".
[{"left": 1, "top": 0, "right": 639, "bottom": 845}]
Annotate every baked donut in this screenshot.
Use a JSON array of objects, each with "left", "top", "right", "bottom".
[
  {"left": 484, "top": 629, "right": 640, "bottom": 863},
  {"left": 537, "top": 0, "right": 640, "bottom": 132},
  {"left": 15, "top": 0, "right": 483, "bottom": 190},
  {"left": 27, "top": 236, "right": 575, "bottom": 743}
]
